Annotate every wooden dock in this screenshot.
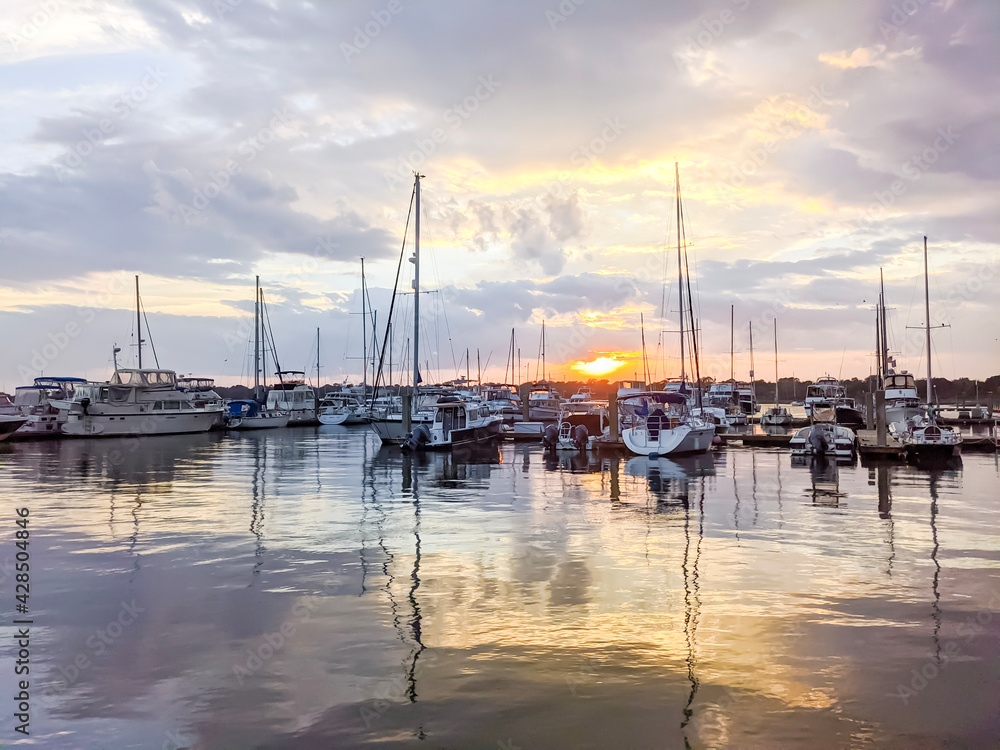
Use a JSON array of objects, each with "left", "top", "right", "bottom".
[{"left": 856, "top": 430, "right": 905, "bottom": 459}]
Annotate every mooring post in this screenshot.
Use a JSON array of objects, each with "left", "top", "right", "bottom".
[
  {"left": 865, "top": 392, "right": 875, "bottom": 431},
  {"left": 402, "top": 393, "right": 412, "bottom": 434},
  {"left": 609, "top": 396, "right": 619, "bottom": 442},
  {"left": 521, "top": 386, "right": 530, "bottom": 422},
  {"left": 875, "top": 390, "right": 887, "bottom": 447}
]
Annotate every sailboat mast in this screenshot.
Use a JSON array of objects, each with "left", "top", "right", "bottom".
[
  {"left": 749, "top": 321, "right": 755, "bottom": 400},
  {"left": 135, "top": 275, "right": 142, "bottom": 368},
  {"left": 730, "top": 304, "right": 734, "bottom": 382},
  {"left": 880, "top": 268, "right": 889, "bottom": 382},
  {"left": 923, "top": 235, "right": 932, "bottom": 403},
  {"left": 361, "top": 257, "right": 368, "bottom": 394},
  {"left": 316, "top": 327, "right": 320, "bottom": 392},
  {"left": 542, "top": 320, "right": 546, "bottom": 381},
  {"left": 412, "top": 173, "right": 422, "bottom": 406},
  {"left": 675, "top": 162, "right": 685, "bottom": 382},
  {"left": 254, "top": 276, "right": 260, "bottom": 397},
  {"left": 641, "top": 313, "right": 650, "bottom": 385},
  {"left": 773, "top": 320, "right": 779, "bottom": 404}
]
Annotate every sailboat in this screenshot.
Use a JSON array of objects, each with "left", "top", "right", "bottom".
[
  {"left": 620, "top": 164, "right": 714, "bottom": 457},
  {"left": 888, "top": 237, "right": 962, "bottom": 458},
  {"left": 226, "top": 277, "right": 291, "bottom": 430},
  {"left": 761, "top": 320, "right": 792, "bottom": 426},
  {"left": 320, "top": 260, "right": 373, "bottom": 425},
  {"left": 369, "top": 174, "right": 503, "bottom": 449}
]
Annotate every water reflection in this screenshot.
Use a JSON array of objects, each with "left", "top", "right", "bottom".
[{"left": 0, "top": 431, "right": 998, "bottom": 748}]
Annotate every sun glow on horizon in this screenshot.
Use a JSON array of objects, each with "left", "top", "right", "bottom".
[{"left": 572, "top": 356, "right": 629, "bottom": 378}]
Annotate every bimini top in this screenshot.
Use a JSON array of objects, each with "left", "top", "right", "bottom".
[
  {"left": 34, "top": 377, "right": 87, "bottom": 385},
  {"left": 619, "top": 392, "right": 687, "bottom": 406},
  {"left": 110, "top": 369, "right": 178, "bottom": 387}
]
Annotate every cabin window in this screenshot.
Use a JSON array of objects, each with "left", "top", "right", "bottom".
[
  {"left": 455, "top": 409, "right": 467, "bottom": 430},
  {"left": 153, "top": 401, "right": 162, "bottom": 410},
  {"left": 435, "top": 410, "right": 444, "bottom": 422},
  {"left": 479, "top": 407, "right": 489, "bottom": 419}
]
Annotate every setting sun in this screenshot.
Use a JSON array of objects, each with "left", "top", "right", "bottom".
[{"left": 571, "top": 356, "right": 628, "bottom": 378}]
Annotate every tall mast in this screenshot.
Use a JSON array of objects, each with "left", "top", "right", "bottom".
[
  {"left": 880, "top": 268, "right": 889, "bottom": 382},
  {"left": 254, "top": 275, "right": 261, "bottom": 397},
  {"left": 542, "top": 320, "right": 546, "bottom": 381},
  {"left": 361, "top": 257, "right": 367, "bottom": 394},
  {"left": 411, "top": 173, "right": 423, "bottom": 406},
  {"left": 135, "top": 275, "right": 142, "bottom": 368},
  {"left": 466, "top": 348, "right": 470, "bottom": 387},
  {"left": 773, "top": 319, "right": 779, "bottom": 404},
  {"left": 730, "top": 304, "right": 734, "bottom": 382},
  {"left": 875, "top": 305, "right": 882, "bottom": 391},
  {"left": 477, "top": 348, "right": 481, "bottom": 387},
  {"left": 316, "top": 327, "right": 320, "bottom": 392},
  {"left": 749, "top": 321, "right": 755, "bottom": 401},
  {"left": 923, "top": 236, "right": 932, "bottom": 403},
  {"left": 676, "top": 162, "right": 685, "bottom": 382},
  {"left": 640, "top": 313, "right": 650, "bottom": 385}
]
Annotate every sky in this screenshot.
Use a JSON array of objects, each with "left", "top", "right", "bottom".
[{"left": 1, "top": 0, "right": 998, "bottom": 390}]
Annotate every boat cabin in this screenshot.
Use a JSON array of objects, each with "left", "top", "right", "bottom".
[{"left": 111, "top": 369, "right": 179, "bottom": 389}]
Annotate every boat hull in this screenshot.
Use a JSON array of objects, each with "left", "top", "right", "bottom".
[
  {"left": 229, "top": 414, "right": 290, "bottom": 430},
  {"left": 62, "top": 410, "right": 220, "bottom": 437},
  {"left": 425, "top": 420, "right": 504, "bottom": 450},
  {"left": 621, "top": 423, "right": 715, "bottom": 457},
  {"left": 0, "top": 416, "right": 27, "bottom": 441}
]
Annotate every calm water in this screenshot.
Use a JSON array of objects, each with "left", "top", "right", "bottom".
[{"left": 1, "top": 428, "right": 999, "bottom": 749}]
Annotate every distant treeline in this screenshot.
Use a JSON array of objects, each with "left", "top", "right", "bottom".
[{"left": 215, "top": 375, "right": 1000, "bottom": 406}]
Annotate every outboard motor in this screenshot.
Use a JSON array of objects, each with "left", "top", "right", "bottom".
[
  {"left": 808, "top": 427, "right": 829, "bottom": 457},
  {"left": 573, "top": 424, "right": 589, "bottom": 451},
  {"left": 542, "top": 423, "right": 559, "bottom": 452},
  {"left": 80, "top": 397, "right": 91, "bottom": 416},
  {"left": 401, "top": 424, "right": 432, "bottom": 452}
]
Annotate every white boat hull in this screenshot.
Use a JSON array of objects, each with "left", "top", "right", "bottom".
[
  {"left": 789, "top": 424, "right": 857, "bottom": 460},
  {"left": 62, "top": 410, "right": 219, "bottom": 437},
  {"left": 621, "top": 423, "right": 715, "bottom": 456},
  {"left": 229, "top": 413, "right": 290, "bottom": 430}
]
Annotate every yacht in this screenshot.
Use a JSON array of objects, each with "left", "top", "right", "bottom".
[
  {"left": 54, "top": 369, "right": 223, "bottom": 437},
  {"left": 178, "top": 377, "right": 225, "bottom": 429},
  {"left": 882, "top": 371, "right": 923, "bottom": 427},
  {"left": 11, "top": 377, "right": 87, "bottom": 437},
  {"left": 527, "top": 382, "right": 562, "bottom": 421},
  {"left": 266, "top": 371, "right": 317, "bottom": 425},
  {"left": 705, "top": 382, "right": 748, "bottom": 426},
  {"left": 402, "top": 396, "right": 504, "bottom": 451},
  {"left": 481, "top": 385, "right": 523, "bottom": 422},
  {"left": 804, "top": 377, "right": 864, "bottom": 428}
]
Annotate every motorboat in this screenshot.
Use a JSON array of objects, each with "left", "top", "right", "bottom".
[
  {"left": 318, "top": 388, "right": 370, "bottom": 425},
  {"left": 10, "top": 377, "right": 87, "bottom": 437},
  {"left": 789, "top": 401, "right": 857, "bottom": 460},
  {"left": 804, "top": 376, "right": 865, "bottom": 427},
  {"left": 882, "top": 371, "right": 924, "bottom": 427},
  {"left": 0, "top": 415, "right": 27, "bottom": 441},
  {"left": 527, "top": 382, "right": 562, "bottom": 421},
  {"left": 266, "top": 371, "right": 317, "bottom": 425},
  {"left": 481, "top": 386, "right": 524, "bottom": 422},
  {"left": 178, "top": 377, "right": 226, "bottom": 429},
  {"left": 225, "top": 400, "right": 290, "bottom": 430},
  {"left": 53, "top": 369, "right": 223, "bottom": 437},
  {"left": 761, "top": 405, "right": 793, "bottom": 426},
  {"left": 619, "top": 392, "right": 715, "bottom": 457},
  {"left": 401, "top": 396, "right": 504, "bottom": 451}
]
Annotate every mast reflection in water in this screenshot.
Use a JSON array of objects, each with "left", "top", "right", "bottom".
[{"left": 0, "top": 430, "right": 997, "bottom": 748}]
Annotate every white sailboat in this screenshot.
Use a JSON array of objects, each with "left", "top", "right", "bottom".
[
  {"left": 621, "top": 164, "right": 714, "bottom": 457},
  {"left": 888, "top": 237, "right": 962, "bottom": 458},
  {"left": 761, "top": 320, "right": 792, "bottom": 426},
  {"left": 226, "top": 276, "right": 290, "bottom": 430}
]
